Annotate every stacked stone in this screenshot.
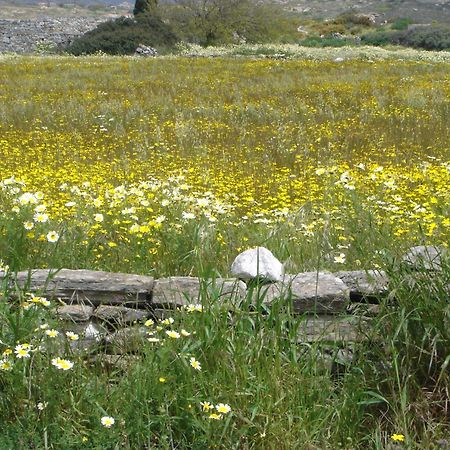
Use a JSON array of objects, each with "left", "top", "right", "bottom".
[
  {"left": 1, "top": 245, "right": 446, "bottom": 371},
  {"left": 0, "top": 17, "right": 104, "bottom": 53}
]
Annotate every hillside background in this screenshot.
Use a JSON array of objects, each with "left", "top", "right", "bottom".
[{"left": 1, "top": 0, "right": 450, "bottom": 22}]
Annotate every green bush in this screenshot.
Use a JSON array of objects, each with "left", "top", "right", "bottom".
[
  {"left": 335, "top": 11, "right": 374, "bottom": 27},
  {"left": 66, "top": 14, "right": 178, "bottom": 56},
  {"left": 361, "top": 30, "right": 402, "bottom": 47},
  {"left": 402, "top": 26, "right": 450, "bottom": 50},
  {"left": 362, "top": 26, "right": 450, "bottom": 51},
  {"left": 391, "top": 17, "right": 413, "bottom": 31},
  {"left": 298, "top": 36, "right": 358, "bottom": 48}
]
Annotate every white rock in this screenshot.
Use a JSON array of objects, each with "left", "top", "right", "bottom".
[
  {"left": 231, "top": 247, "right": 283, "bottom": 282},
  {"left": 84, "top": 323, "right": 101, "bottom": 341}
]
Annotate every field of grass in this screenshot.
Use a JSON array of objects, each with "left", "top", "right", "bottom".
[{"left": 0, "top": 52, "right": 449, "bottom": 448}]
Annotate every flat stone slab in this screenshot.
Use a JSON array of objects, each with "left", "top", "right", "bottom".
[
  {"left": 297, "top": 316, "right": 369, "bottom": 343},
  {"left": 93, "top": 305, "right": 150, "bottom": 324},
  {"left": 251, "top": 272, "right": 350, "bottom": 313},
  {"left": 56, "top": 304, "right": 94, "bottom": 322},
  {"left": 335, "top": 270, "right": 389, "bottom": 300},
  {"left": 152, "top": 277, "right": 246, "bottom": 307},
  {"left": 11, "top": 269, "right": 154, "bottom": 306},
  {"left": 402, "top": 245, "right": 447, "bottom": 271}
]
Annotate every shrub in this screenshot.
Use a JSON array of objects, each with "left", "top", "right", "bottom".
[
  {"left": 361, "top": 26, "right": 450, "bottom": 50},
  {"left": 391, "top": 17, "right": 413, "bottom": 31},
  {"left": 402, "top": 26, "right": 450, "bottom": 50},
  {"left": 298, "top": 36, "right": 358, "bottom": 48},
  {"left": 335, "top": 11, "right": 374, "bottom": 27},
  {"left": 361, "top": 30, "right": 402, "bottom": 47},
  {"left": 66, "top": 14, "right": 178, "bottom": 56}
]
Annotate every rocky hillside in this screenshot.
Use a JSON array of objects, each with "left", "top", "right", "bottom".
[{"left": 2, "top": 0, "right": 450, "bottom": 23}]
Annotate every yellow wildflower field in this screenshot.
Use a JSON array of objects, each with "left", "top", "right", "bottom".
[{"left": 0, "top": 56, "right": 448, "bottom": 274}]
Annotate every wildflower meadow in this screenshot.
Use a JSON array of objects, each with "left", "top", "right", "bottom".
[{"left": 0, "top": 51, "right": 449, "bottom": 449}]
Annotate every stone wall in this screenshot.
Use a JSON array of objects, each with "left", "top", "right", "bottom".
[
  {"left": 1, "top": 268, "right": 389, "bottom": 366},
  {"left": 0, "top": 17, "right": 105, "bottom": 53},
  {"left": 0, "top": 245, "right": 445, "bottom": 370}
]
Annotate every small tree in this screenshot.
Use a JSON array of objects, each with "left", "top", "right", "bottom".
[
  {"left": 134, "top": 0, "right": 158, "bottom": 16},
  {"left": 160, "top": 0, "right": 296, "bottom": 46}
]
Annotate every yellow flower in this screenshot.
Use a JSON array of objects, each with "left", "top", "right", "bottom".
[
  {"left": 200, "top": 401, "right": 214, "bottom": 412},
  {"left": 189, "top": 357, "right": 201, "bottom": 371},
  {"left": 334, "top": 253, "right": 346, "bottom": 264},
  {"left": 159, "top": 377, "right": 167, "bottom": 383},
  {"left": 15, "top": 344, "right": 32, "bottom": 358},
  {"left": 181, "top": 329, "right": 191, "bottom": 337},
  {"left": 215, "top": 403, "right": 231, "bottom": 414},
  {"left": 51, "top": 357, "right": 74, "bottom": 370},
  {"left": 45, "top": 329, "right": 59, "bottom": 338},
  {"left": 144, "top": 319, "right": 154, "bottom": 327},
  {"left": 46, "top": 231, "right": 60, "bottom": 243},
  {"left": 101, "top": 416, "right": 115, "bottom": 428},
  {"left": 165, "top": 330, "right": 180, "bottom": 339},
  {"left": 66, "top": 331, "right": 79, "bottom": 341},
  {"left": 391, "top": 434, "right": 405, "bottom": 442},
  {"left": 161, "top": 317, "right": 174, "bottom": 325},
  {"left": 209, "top": 413, "right": 222, "bottom": 420},
  {"left": 34, "top": 213, "right": 49, "bottom": 223},
  {"left": 0, "top": 359, "right": 13, "bottom": 371}
]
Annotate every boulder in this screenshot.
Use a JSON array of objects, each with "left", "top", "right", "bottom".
[
  {"left": 231, "top": 247, "right": 283, "bottom": 282},
  {"left": 135, "top": 44, "right": 158, "bottom": 57}
]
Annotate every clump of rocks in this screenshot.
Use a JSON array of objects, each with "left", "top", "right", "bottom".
[{"left": 134, "top": 44, "right": 158, "bottom": 57}]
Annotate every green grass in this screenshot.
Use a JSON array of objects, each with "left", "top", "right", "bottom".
[{"left": 0, "top": 257, "right": 449, "bottom": 449}]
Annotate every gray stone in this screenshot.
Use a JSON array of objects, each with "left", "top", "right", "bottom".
[
  {"left": 297, "top": 316, "right": 368, "bottom": 342},
  {"left": 290, "top": 272, "right": 350, "bottom": 313},
  {"left": 135, "top": 44, "right": 158, "bottom": 57},
  {"left": 105, "top": 327, "right": 148, "bottom": 354},
  {"left": 346, "top": 303, "right": 381, "bottom": 316},
  {"left": 93, "top": 305, "right": 150, "bottom": 324},
  {"left": 206, "top": 278, "right": 247, "bottom": 304},
  {"left": 152, "top": 277, "right": 245, "bottom": 307},
  {"left": 402, "top": 245, "right": 447, "bottom": 271},
  {"left": 152, "top": 277, "right": 201, "bottom": 307},
  {"left": 251, "top": 272, "right": 350, "bottom": 313},
  {"left": 0, "top": 17, "right": 105, "bottom": 54},
  {"left": 335, "top": 270, "right": 389, "bottom": 299},
  {"left": 231, "top": 247, "right": 283, "bottom": 282},
  {"left": 56, "top": 321, "right": 105, "bottom": 352},
  {"left": 11, "top": 269, "right": 154, "bottom": 306},
  {"left": 56, "top": 304, "right": 93, "bottom": 322}
]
